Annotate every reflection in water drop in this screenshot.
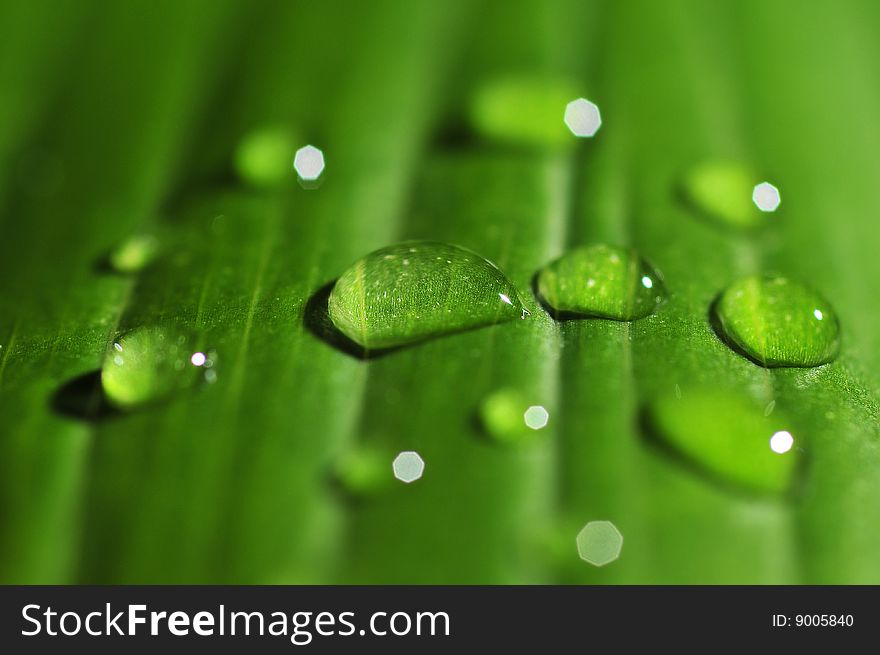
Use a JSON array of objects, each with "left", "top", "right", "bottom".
[
  {"left": 101, "top": 326, "right": 205, "bottom": 409},
  {"left": 564, "top": 98, "right": 602, "bottom": 137},
  {"left": 190, "top": 352, "right": 207, "bottom": 366},
  {"left": 714, "top": 275, "right": 839, "bottom": 367},
  {"left": 392, "top": 451, "right": 425, "bottom": 484},
  {"left": 576, "top": 520, "right": 623, "bottom": 567},
  {"left": 752, "top": 182, "right": 781, "bottom": 212},
  {"left": 537, "top": 244, "right": 665, "bottom": 320},
  {"left": 328, "top": 241, "right": 528, "bottom": 349},
  {"left": 644, "top": 388, "right": 800, "bottom": 495}
]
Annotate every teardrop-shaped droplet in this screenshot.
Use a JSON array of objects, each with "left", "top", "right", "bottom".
[
  {"left": 714, "top": 275, "right": 839, "bottom": 367},
  {"left": 479, "top": 388, "right": 548, "bottom": 444},
  {"left": 108, "top": 233, "right": 159, "bottom": 273},
  {"left": 681, "top": 160, "right": 765, "bottom": 229},
  {"left": 234, "top": 125, "right": 296, "bottom": 188},
  {"left": 536, "top": 244, "right": 665, "bottom": 320},
  {"left": 645, "top": 389, "right": 800, "bottom": 495},
  {"left": 469, "top": 75, "right": 580, "bottom": 149},
  {"left": 101, "top": 326, "right": 204, "bottom": 408},
  {"left": 328, "top": 241, "right": 528, "bottom": 349}
]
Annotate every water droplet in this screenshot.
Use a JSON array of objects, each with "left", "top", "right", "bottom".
[
  {"left": 714, "top": 275, "right": 839, "bottom": 367},
  {"left": 537, "top": 244, "right": 665, "bottom": 320},
  {"left": 644, "top": 389, "right": 800, "bottom": 495},
  {"left": 101, "top": 326, "right": 204, "bottom": 408},
  {"left": 681, "top": 160, "right": 766, "bottom": 229},
  {"left": 328, "top": 241, "right": 528, "bottom": 349},
  {"left": 479, "top": 389, "right": 547, "bottom": 444},
  {"left": 293, "top": 145, "right": 325, "bottom": 183},
  {"left": 563, "top": 98, "right": 602, "bottom": 137},
  {"left": 392, "top": 451, "right": 424, "bottom": 483},
  {"left": 576, "top": 520, "right": 622, "bottom": 567},
  {"left": 752, "top": 181, "right": 781, "bottom": 212},
  {"left": 234, "top": 125, "right": 296, "bottom": 188},
  {"left": 108, "top": 234, "right": 159, "bottom": 273},
  {"left": 469, "top": 75, "right": 581, "bottom": 148},
  {"left": 334, "top": 447, "right": 395, "bottom": 496}
]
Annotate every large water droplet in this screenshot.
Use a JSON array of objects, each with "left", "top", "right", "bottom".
[
  {"left": 714, "top": 275, "right": 839, "bottom": 367},
  {"left": 469, "top": 75, "right": 580, "bottom": 149},
  {"left": 328, "top": 241, "right": 528, "bottom": 350},
  {"left": 234, "top": 125, "right": 296, "bottom": 188},
  {"left": 101, "top": 326, "right": 204, "bottom": 408},
  {"left": 644, "top": 389, "right": 800, "bottom": 495},
  {"left": 536, "top": 244, "right": 665, "bottom": 320},
  {"left": 108, "top": 233, "right": 159, "bottom": 273},
  {"left": 681, "top": 160, "right": 767, "bottom": 229}
]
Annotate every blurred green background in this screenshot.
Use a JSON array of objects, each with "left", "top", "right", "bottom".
[{"left": 2, "top": 0, "right": 880, "bottom": 584}]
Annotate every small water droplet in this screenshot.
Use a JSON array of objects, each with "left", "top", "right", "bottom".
[
  {"left": 714, "top": 275, "right": 839, "bottom": 367},
  {"left": 644, "top": 389, "right": 800, "bottom": 495},
  {"left": 537, "top": 244, "right": 665, "bottom": 320},
  {"left": 334, "top": 447, "right": 395, "bottom": 496},
  {"left": 108, "top": 234, "right": 159, "bottom": 273},
  {"left": 234, "top": 125, "right": 296, "bottom": 188},
  {"left": 469, "top": 75, "right": 581, "bottom": 148},
  {"left": 328, "top": 241, "right": 528, "bottom": 349},
  {"left": 681, "top": 160, "right": 767, "bottom": 229},
  {"left": 293, "top": 145, "right": 325, "bottom": 183},
  {"left": 479, "top": 389, "right": 546, "bottom": 444},
  {"left": 392, "top": 451, "right": 425, "bottom": 483},
  {"left": 101, "top": 326, "right": 204, "bottom": 408},
  {"left": 576, "top": 520, "right": 622, "bottom": 567}
]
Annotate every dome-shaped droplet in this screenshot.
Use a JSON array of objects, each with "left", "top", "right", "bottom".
[
  {"left": 681, "top": 160, "right": 768, "bottom": 229},
  {"left": 714, "top": 275, "right": 839, "bottom": 367},
  {"left": 101, "top": 326, "right": 205, "bottom": 408},
  {"left": 328, "top": 241, "right": 528, "bottom": 349},
  {"left": 645, "top": 389, "right": 801, "bottom": 495},
  {"left": 536, "top": 244, "right": 665, "bottom": 320},
  {"left": 469, "top": 75, "right": 581, "bottom": 149}
]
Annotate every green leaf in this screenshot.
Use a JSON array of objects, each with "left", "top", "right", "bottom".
[{"left": 2, "top": 0, "right": 880, "bottom": 586}]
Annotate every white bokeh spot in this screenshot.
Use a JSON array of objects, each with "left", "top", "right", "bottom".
[
  {"left": 392, "top": 451, "right": 425, "bottom": 483},
  {"left": 564, "top": 98, "right": 602, "bottom": 137},
  {"left": 293, "top": 145, "right": 325, "bottom": 181},
  {"left": 523, "top": 405, "right": 549, "bottom": 430},
  {"left": 752, "top": 182, "right": 781, "bottom": 212},
  {"left": 769, "top": 430, "right": 794, "bottom": 454}
]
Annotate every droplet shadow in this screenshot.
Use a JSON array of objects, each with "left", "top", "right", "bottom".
[
  {"left": 51, "top": 370, "right": 119, "bottom": 421},
  {"left": 707, "top": 294, "right": 769, "bottom": 368},
  {"left": 303, "top": 281, "right": 403, "bottom": 361}
]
